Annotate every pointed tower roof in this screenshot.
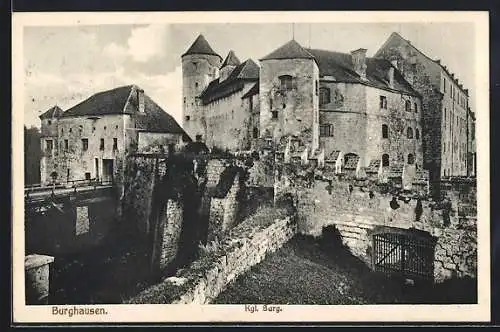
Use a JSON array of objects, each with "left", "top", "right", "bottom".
[
  {"left": 221, "top": 50, "right": 241, "bottom": 68},
  {"left": 182, "top": 34, "right": 221, "bottom": 59},
  {"left": 260, "top": 39, "right": 315, "bottom": 61}
]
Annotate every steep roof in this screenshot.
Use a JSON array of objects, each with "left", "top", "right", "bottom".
[
  {"left": 200, "top": 59, "right": 260, "bottom": 104},
  {"left": 182, "top": 34, "right": 221, "bottom": 59},
  {"left": 375, "top": 32, "right": 469, "bottom": 96},
  {"left": 306, "top": 48, "right": 419, "bottom": 96},
  {"left": 61, "top": 85, "right": 189, "bottom": 137},
  {"left": 221, "top": 50, "right": 241, "bottom": 68},
  {"left": 39, "top": 105, "right": 64, "bottom": 119},
  {"left": 260, "top": 39, "right": 315, "bottom": 61}
]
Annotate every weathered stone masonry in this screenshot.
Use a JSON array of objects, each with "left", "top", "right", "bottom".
[{"left": 128, "top": 207, "right": 296, "bottom": 304}]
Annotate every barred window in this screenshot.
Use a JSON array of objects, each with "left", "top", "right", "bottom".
[{"left": 320, "top": 124, "right": 333, "bottom": 137}]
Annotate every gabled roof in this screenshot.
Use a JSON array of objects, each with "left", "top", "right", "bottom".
[
  {"left": 260, "top": 39, "right": 315, "bottom": 61},
  {"left": 306, "top": 48, "right": 419, "bottom": 96},
  {"left": 200, "top": 59, "right": 260, "bottom": 104},
  {"left": 39, "top": 105, "right": 64, "bottom": 119},
  {"left": 221, "top": 50, "right": 241, "bottom": 68},
  {"left": 182, "top": 34, "right": 221, "bottom": 59},
  {"left": 62, "top": 85, "right": 134, "bottom": 117},
  {"left": 61, "top": 85, "right": 189, "bottom": 137}
]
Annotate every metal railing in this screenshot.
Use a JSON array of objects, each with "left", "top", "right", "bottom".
[{"left": 25, "top": 178, "right": 114, "bottom": 199}]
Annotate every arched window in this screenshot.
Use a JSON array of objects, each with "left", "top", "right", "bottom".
[
  {"left": 407, "top": 153, "right": 415, "bottom": 165},
  {"left": 382, "top": 154, "right": 390, "bottom": 167},
  {"left": 416, "top": 128, "right": 420, "bottom": 139},
  {"left": 414, "top": 102, "right": 418, "bottom": 113},
  {"left": 405, "top": 100, "right": 411, "bottom": 112},
  {"left": 407, "top": 127, "right": 414, "bottom": 139},
  {"left": 382, "top": 124, "right": 388, "bottom": 138},
  {"left": 319, "top": 87, "right": 331, "bottom": 105},
  {"left": 279, "top": 75, "right": 294, "bottom": 91}
]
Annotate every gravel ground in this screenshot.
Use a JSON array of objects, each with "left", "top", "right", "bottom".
[{"left": 214, "top": 234, "right": 477, "bottom": 305}]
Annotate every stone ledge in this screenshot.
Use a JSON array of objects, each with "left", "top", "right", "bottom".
[{"left": 25, "top": 254, "right": 54, "bottom": 270}]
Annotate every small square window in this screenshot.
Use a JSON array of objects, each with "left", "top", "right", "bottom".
[{"left": 272, "top": 111, "right": 278, "bottom": 119}]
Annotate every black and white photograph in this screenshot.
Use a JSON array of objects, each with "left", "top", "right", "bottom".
[{"left": 12, "top": 11, "right": 490, "bottom": 323}]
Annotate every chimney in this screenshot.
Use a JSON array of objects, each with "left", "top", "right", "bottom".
[
  {"left": 388, "top": 66, "right": 395, "bottom": 88},
  {"left": 351, "top": 48, "right": 367, "bottom": 79},
  {"left": 137, "top": 88, "right": 145, "bottom": 113}
]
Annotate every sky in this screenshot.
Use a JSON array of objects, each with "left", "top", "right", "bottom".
[{"left": 23, "top": 22, "right": 475, "bottom": 128}]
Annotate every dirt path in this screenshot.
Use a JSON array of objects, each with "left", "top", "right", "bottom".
[{"left": 214, "top": 235, "right": 476, "bottom": 304}]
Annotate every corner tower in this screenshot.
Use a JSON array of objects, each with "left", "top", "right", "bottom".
[
  {"left": 181, "top": 34, "right": 222, "bottom": 142},
  {"left": 259, "top": 39, "right": 320, "bottom": 152}
]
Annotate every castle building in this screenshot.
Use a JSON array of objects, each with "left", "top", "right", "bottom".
[
  {"left": 375, "top": 32, "right": 474, "bottom": 179},
  {"left": 182, "top": 35, "right": 423, "bottom": 174},
  {"left": 39, "top": 85, "right": 189, "bottom": 185}
]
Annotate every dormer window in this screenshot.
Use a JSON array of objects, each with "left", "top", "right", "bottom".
[{"left": 279, "top": 75, "right": 294, "bottom": 92}]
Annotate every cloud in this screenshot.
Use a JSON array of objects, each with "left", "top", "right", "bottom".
[
  {"left": 126, "top": 25, "right": 170, "bottom": 63},
  {"left": 24, "top": 65, "right": 184, "bottom": 128}
]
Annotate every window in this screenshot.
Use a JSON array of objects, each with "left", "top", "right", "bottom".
[
  {"left": 82, "top": 138, "right": 88, "bottom": 151},
  {"left": 61, "top": 128, "right": 64, "bottom": 134},
  {"left": 183, "top": 97, "right": 186, "bottom": 104},
  {"left": 249, "top": 97, "right": 253, "bottom": 111},
  {"left": 85, "top": 172, "right": 91, "bottom": 180},
  {"left": 319, "top": 87, "right": 331, "bottom": 105},
  {"left": 104, "top": 126, "right": 107, "bottom": 130},
  {"left": 195, "top": 82, "right": 199, "bottom": 88},
  {"left": 69, "top": 128, "right": 72, "bottom": 133},
  {"left": 115, "top": 125, "right": 119, "bottom": 129},
  {"left": 46, "top": 139, "right": 53, "bottom": 152},
  {"left": 320, "top": 124, "right": 333, "bottom": 137},
  {"left": 416, "top": 128, "right": 420, "bottom": 140},
  {"left": 414, "top": 102, "right": 418, "bottom": 113},
  {"left": 185, "top": 115, "right": 190, "bottom": 121},
  {"left": 382, "top": 124, "right": 388, "bottom": 138},
  {"left": 444, "top": 108, "right": 447, "bottom": 121},
  {"left": 64, "top": 139, "right": 69, "bottom": 151},
  {"left": 407, "top": 127, "right": 414, "bottom": 139},
  {"left": 405, "top": 100, "right": 411, "bottom": 112},
  {"left": 252, "top": 127, "right": 258, "bottom": 139},
  {"left": 100, "top": 138, "right": 105, "bottom": 151},
  {"left": 382, "top": 154, "right": 390, "bottom": 167},
  {"left": 48, "top": 120, "right": 52, "bottom": 125},
  {"left": 195, "top": 134, "right": 203, "bottom": 142},
  {"left": 407, "top": 153, "right": 415, "bottom": 165},
  {"left": 113, "top": 138, "right": 118, "bottom": 151},
  {"left": 272, "top": 110, "right": 278, "bottom": 119},
  {"left": 443, "top": 78, "right": 446, "bottom": 92},
  {"left": 279, "top": 75, "right": 294, "bottom": 91},
  {"left": 315, "top": 80, "right": 319, "bottom": 96},
  {"left": 380, "top": 96, "right": 387, "bottom": 109}
]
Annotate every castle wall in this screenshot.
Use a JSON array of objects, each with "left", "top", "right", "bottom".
[
  {"left": 259, "top": 58, "right": 319, "bottom": 151},
  {"left": 319, "top": 82, "right": 368, "bottom": 162},
  {"left": 203, "top": 82, "right": 256, "bottom": 151}
]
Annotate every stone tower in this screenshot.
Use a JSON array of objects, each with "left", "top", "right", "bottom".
[
  {"left": 39, "top": 105, "right": 64, "bottom": 184},
  {"left": 181, "top": 34, "right": 222, "bottom": 142},
  {"left": 259, "top": 39, "right": 320, "bottom": 152}
]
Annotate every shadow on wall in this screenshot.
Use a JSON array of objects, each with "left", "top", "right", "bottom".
[{"left": 316, "top": 225, "right": 477, "bottom": 304}]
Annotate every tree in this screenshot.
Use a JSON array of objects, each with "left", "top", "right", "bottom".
[{"left": 24, "top": 126, "right": 41, "bottom": 185}]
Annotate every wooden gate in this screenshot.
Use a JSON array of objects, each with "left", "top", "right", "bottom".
[{"left": 372, "top": 229, "right": 436, "bottom": 281}]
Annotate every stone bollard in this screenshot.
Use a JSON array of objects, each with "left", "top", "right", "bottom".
[{"left": 25, "top": 254, "right": 54, "bottom": 305}]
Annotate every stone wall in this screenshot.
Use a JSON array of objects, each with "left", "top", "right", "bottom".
[
  {"left": 127, "top": 207, "right": 296, "bottom": 304},
  {"left": 158, "top": 199, "right": 184, "bottom": 270},
  {"left": 293, "top": 175, "right": 477, "bottom": 282}
]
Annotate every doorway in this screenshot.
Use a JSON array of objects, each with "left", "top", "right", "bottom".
[{"left": 102, "top": 159, "right": 114, "bottom": 183}]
